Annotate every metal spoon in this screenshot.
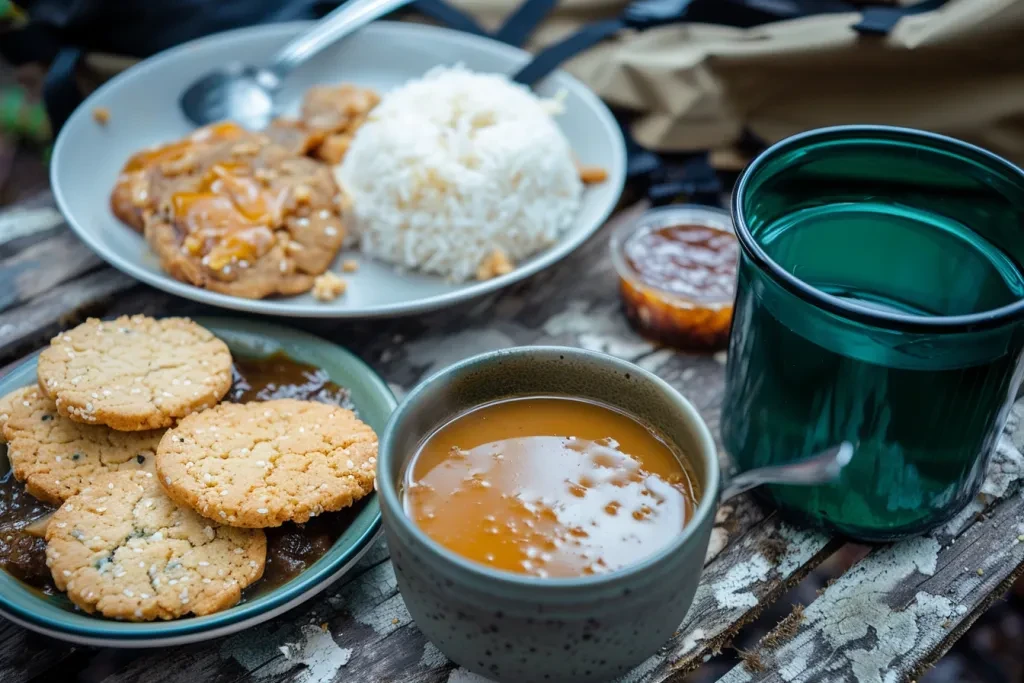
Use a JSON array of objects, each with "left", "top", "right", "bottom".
[
  {"left": 180, "top": 0, "right": 413, "bottom": 129},
  {"left": 720, "top": 442, "right": 855, "bottom": 501}
]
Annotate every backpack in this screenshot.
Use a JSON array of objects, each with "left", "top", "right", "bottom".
[{"left": 9, "top": 0, "right": 1010, "bottom": 202}]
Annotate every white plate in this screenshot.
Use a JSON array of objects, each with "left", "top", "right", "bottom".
[{"left": 51, "top": 21, "right": 626, "bottom": 318}]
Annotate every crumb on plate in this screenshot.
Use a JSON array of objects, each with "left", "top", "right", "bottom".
[
  {"left": 577, "top": 163, "right": 608, "bottom": 185},
  {"left": 313, "top": 272, "right": 347, "bottom": 301},
  {"left": 341, "top": 259, "right": 359, "bottom": 273},
  {"left": 476, "top": 249, "right": 514, "bottom": 281},
  {"left": 93, "top": 107, "right": 111, "bottom": 125}
]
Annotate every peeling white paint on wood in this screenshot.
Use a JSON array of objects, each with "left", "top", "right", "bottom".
[
  {"left": 705, "top": 505, "right": 736, "bottom": 563},
  {"left": 723, "top": 406, "right": 1024, "bottom": 683},
  {"left": 705, "top": 527, "right": 729, "bottom": 563},
  {"left": 719, "top": 538, "right": 943, "bottom": 683},
  {"left": 215, "top": 541, "right": 403, "bottom": 681},
  {"left": 225, "top": 625, "right": 352, "bottom": 683},
  {"left": 709, "top": 524, "right": 825, "bottom": 610},
  {"left": 328, "top": 562, "right": 398, "bottom": 619},
  {"left": 845, "top": 590, "right": 957, "bottom": 683},
  {"left": 943, "top": 403, "right": 1023, "bottom": 537},
  {"left": 713, "top": 555, "right": 772, "bottom": 609},
  {"left": 0, "top": 207, "right": 64, "bottom": 245},
  {"left": 981, "top": 409, "right": 1024, "bottom": 499},
  {"left": 542, "top": 300, "right": 654, "bottom": 359},
  {"left": 222, "top": 626, "right": 286, "bottom": 674},
  {"left": 724, "top": 668, "right": 753, "bottom": 683},
  {"left": 288, "top": 626, "right": 353, "bottom": 682},
  {"left": 715, "top": 505, "right": 734, "bottom": 526},
  {"left": 942, "top": 497, "right": 985, "bottom": 538},
  {"left": 630, "top": 519, "right": 830, "bottom": 681},
  {"left": 420, "top": 642, "right": 450, "bottom": 669},
  {"left": 776, "top": 526, "right": 825, "bottom": 577},
  {"left": 777, "top": 655, "right": 807, "bottom": 682},
  {"left": 447, "top": 668, "right": 495, "bottom": 682},
  {"left": 678, "top": 627, "right": 707, "bottom": 656},
  {"left": 353, "top": 592, "right": 412, "bottom": 637},
  {"left": 403, "top": 328, "right": 515, "bottom": 379}
]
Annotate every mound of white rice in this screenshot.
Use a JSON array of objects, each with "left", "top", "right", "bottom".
[{"left": 335, "top": 65, "right": 583, "bottom": 282}]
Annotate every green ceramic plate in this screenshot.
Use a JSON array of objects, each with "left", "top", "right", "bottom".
[{"left": 0, "top": 317, "right": 395, "bottom": 647}]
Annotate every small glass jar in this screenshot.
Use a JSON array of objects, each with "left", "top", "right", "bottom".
[
  {"left": 610, "top": 205, "right": 738, "bottom": 351},
  {"left": 722, "top": 125, "right": 1024, "bottom": 541}
]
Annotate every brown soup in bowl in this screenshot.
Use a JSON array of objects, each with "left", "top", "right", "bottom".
[{"left": 402, "top": 395, "right": 701, "bottom": 578}]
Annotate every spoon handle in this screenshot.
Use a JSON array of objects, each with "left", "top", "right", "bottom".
[
  {"left": 271, "top": 0, "right": 415, "bottom": 76},
  {"left": 720, "top": 442, "right": 854, "bottom": 502}
]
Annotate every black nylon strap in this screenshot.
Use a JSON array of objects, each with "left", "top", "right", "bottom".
[
  {"left": 42, "top": 47, "right": 82, "bottom": 132},
  {"left": 513, "top": 17, "right": 624, "bottom": 86},
  {"left": 510, "top": 0, "right": 948, "bottom": 90},
  {"left": 854, "top": 0, "right": 947, "bottom": 35},
  {"left": 647, "top": 153, "right": 722, "bottom": 204},
  {"left": 494, "top": 0, "right": 559, "bottom": 47},
  {"left": 0, "top": 23, "right": 63, "bottom": 65},
  {"left": 414, "top": 0, "right": 489, "bottom": 36}
]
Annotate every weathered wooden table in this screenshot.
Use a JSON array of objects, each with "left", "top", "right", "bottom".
[{"left": 0, "top": 193, "right": 1022, "bottom": 683}]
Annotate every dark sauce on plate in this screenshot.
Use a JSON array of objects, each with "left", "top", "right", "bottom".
[
  {"left": 0, "top": 469, "right": 58, "bottom": 595},
  {"left": 0, "top": 352, "right": 364, "bottom": 603},
  {"left": 228, "top": 354, "right": 354, "bottom": 408},
  {"left": 253, "top": 501, "right": 366, "bottom": 599}
]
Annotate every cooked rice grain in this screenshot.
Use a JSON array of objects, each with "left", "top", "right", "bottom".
[{"left": 335, "top": 66, "right": 582, "bottom": 282}]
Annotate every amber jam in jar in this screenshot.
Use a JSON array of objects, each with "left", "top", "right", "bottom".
[{"left": 611, "top": 205, "right": 739, "bottom": 351}]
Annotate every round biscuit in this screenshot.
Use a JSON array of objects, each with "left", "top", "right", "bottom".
[
  {"left": 45, "top": 471, "right": 266, "bottom": 621},
  {"left": 36, "top": 315, "right": 232, "bottom": 431},
  {"left": 156, "top": 399, "right": 376, "bottom": 528},
  {"left": 1, "top": 386, "right": 161, "bottom": 504}
]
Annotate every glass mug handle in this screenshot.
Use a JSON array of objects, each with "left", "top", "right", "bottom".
[{"left": 720, "top": 442, "right": 855, "bottom": 502}]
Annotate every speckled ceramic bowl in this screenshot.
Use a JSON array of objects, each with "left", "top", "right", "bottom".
[{"left": 377, "top": 346, "right": 719, "bottom": 683}]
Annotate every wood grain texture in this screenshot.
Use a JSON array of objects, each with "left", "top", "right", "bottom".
[
  {"left": 0, "top": 268, "right": 138, "bottom": 360},
  {"left": 0, "top": 192, "right": 66, "bottom": 257},
  {"left": 0, "top": 620, "right": 80, "bottom": 683},
  {"left": 718, "top": 402, "right": 1024, "bottom": 683},
  {"left": 0, "top": 229, "right": 102, "bottom": 313}
]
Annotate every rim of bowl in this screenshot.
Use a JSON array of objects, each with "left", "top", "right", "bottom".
[
  {"left": 376, "top": 345, "right": 721, "bottom": 592},
  {"left": 609, "top": 204, "right": 736, "bottom": 309},
  {"left": 731, "top": 124, "right": 1024, "bottom": 334}
]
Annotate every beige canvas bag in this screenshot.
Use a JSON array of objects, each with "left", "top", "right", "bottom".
[
  {"left": 445, "top": 0, "right": 1024, "bottom": 164},
  {"left": 76, "top": 0, "right": 1024, "bottom": 164}
]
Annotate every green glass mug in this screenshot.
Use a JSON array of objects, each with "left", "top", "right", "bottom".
[{"left": 721, "top": 126, "right": 1024, "bottom": 541}]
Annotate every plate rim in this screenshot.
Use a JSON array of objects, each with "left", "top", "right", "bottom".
[
  {"left": 0, "top": 529, "right": 382, "bottom": 648},
  {"left": 50, "top": 20, "right": 627, "bottom": 319},
  {"left": 0, "top": 317, "right": 394, "bottom": 645}
]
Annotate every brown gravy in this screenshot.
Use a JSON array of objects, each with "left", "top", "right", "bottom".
[
  {"left": 404, "top": 396, "right": 700, "bottom": 578},
  {"left": 0, "top": 352, "right": 361, "bottom": 602},
  {"left": 0, "top": 470, "right": 57, "bottom": 595}
]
